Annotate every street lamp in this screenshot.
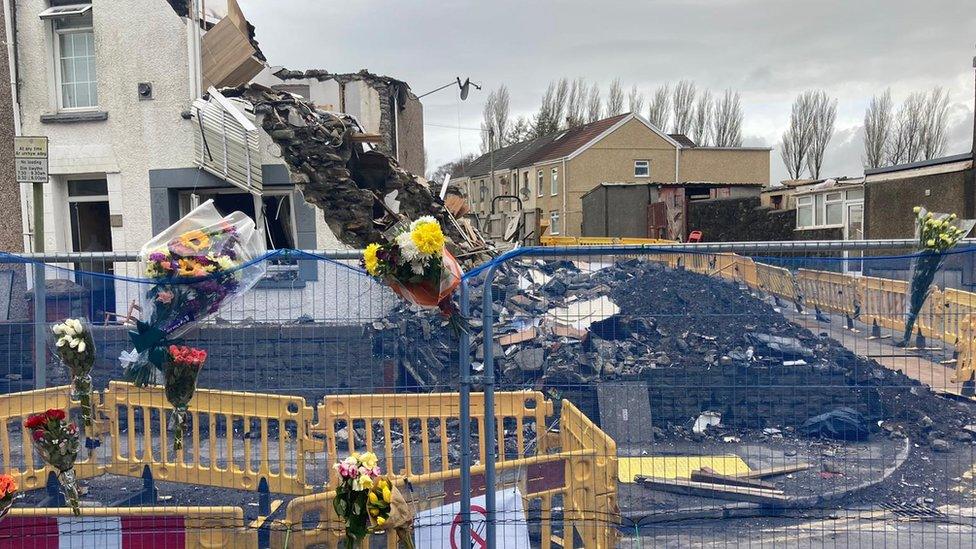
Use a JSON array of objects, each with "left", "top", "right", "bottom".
[{"left": 417, "top": 77, "right": 481, "bottom": 100}]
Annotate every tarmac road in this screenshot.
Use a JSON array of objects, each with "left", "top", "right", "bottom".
[{"left": 627, "top": 508, "right": 976, "bottom": 548}]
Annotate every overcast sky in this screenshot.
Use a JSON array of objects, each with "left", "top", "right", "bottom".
[{"left": 238, "top": 0, "right": 975, "bottom": 182}]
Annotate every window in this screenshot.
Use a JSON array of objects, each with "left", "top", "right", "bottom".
[
  {"left": 796, "top": 196, "right": 814, "bottom": 228},
  {"left": 634, "top": 160, "right": 650, "bottom": 178},
  {"left": 797, "top": 191, "right": 846, "bottom": 229},
  {"left": 824, "top": 192, "right": 843, "bottom": 226},
  {"left": 549, "top": 210, "right": 560, "bottom": 235},
  {"left": 181, "top": 190, "right": 297, "bottom": 251},
  {"left": 52, "top": 11, "right": 98, "bottom": 110},
  {"left": 537, "top": 170, "right": 543, "bottom": 197},
  {"left": 551, "top": 168, "right": 559, "bottom": 196},
  {"left": 479, "top": 180, "right": 487, "bottom": 205}
]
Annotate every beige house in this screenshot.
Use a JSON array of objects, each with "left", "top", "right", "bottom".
[{"left": 458, "top": 113, "right": 770, "bottom": 240}]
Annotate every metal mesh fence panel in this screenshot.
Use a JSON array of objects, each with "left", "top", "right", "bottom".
[{"left": 2, "top": 243, "right": 976, "bottom": 547}]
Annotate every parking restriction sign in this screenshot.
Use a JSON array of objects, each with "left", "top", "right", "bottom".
[{"left": 14, "top": 136, "right": 49, "bottom": 183}]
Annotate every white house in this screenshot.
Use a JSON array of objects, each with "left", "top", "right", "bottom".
[{"left": 7, "top": 0, "right": 401, "bottom": 321}]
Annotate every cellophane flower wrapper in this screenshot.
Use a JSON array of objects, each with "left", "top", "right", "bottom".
[
  {"left": 901, "top": 207, "right": 975, "bottom": 344},
  {"left": 163, "top": 345, "right": 205, "bottom": 452},
  {"left": 50, "top": 318, "right": 96, "bottom": 434},
  {"left": 386, "top": 249, "right": 462, "bottom": 312},
  {"left": 367, "top": 477, "right": 415, "bottom": 549},
  {"left": 26, "top": 410, "right": 81, "bottom": 515},
  {"left": 124, "top": 200, "right": 265, "bottom": 385}
]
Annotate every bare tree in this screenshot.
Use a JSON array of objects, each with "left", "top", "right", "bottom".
[
  {"left": 887, "top": 91, "right": 926, "bottom": 165},
  {"left": 711, "top": 89, "right": 743, "bottom": 147},
  {"left": 805, "top": 90, "right": 837, "bottom": 179},
  {"left": 606, "top": 78, "right": 624, "bottom": 116},
  {"left": 922, "top": 87, "right": 950, "bottom": 160},
  {"left": 862, "top": 89, "right": 892, "bottom": 169},
  {"left": 586, "top": 84, "right": 602, "bottom": 123},
  {"left": 691, "top": 89, "right": 713, "bottom": 146},
  {"left": 507, "top": 116, "right": 533, "bottom": 144},
  {"left": 565, "top": 78, "right": 588, "bottom": 128},
  {"left": 779, "top": 91, "right": 817, "bottom": 180},
  {"left": 533, "top": 78, "right": 570, "bottom": 137},
  {"left": 671, "top": 80, "right": 697, "bottom": 134},
  {"left": 628, "top": 85, "right": 645, "bottom": 115},
  {"left": 647, "top": 84, "right": 670, "bottom": 130}
]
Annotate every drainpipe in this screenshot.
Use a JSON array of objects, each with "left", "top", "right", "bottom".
[
  {"left": 5, "top": 0, "right": 30, "bottom": 255},
  {"left": 393, "top": 91, "right": 400, "bottom": 163},
  {"left": 561, "top": 158, "right": 567, "bottom": 235},
  {"left": 674, "top": 144, "right": 680, "bottom": 182}
]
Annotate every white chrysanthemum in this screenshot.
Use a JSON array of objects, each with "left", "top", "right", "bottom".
[
  {"left": 52, "top": 324, "right": 64, "bottom": 335},
  {"left": 68, "top": 337, "right": 79, "bottom": 348},
  {"left": 409, "top": 215, "right": 437, "bottom": 231},
  {"left": 77, "top": 341, "right": 86, "bottom": 353},
  {"left": 56, "top": 337, "right": 67, "bottom": 347},
  {"left": 62, "top": 324, "right": 76, "bottom": 337},
  {"left": 69, "top": 318, "right": 83, "bottom": 334},
  {"left": 396, "top": 231, "right": 421, "bottom": 263},
  {"left": 411, "top": 261, "right": 425, "bottom": 275}
]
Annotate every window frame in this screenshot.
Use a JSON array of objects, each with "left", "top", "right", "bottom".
[
  {"left": 550, "top": 167, "right": 559, "bottom": 196},
  {"left": 796, "top": 195, "right": 814, "bottom": 229},
  {"left": 537, "top": 170, "right": 543, "bottom": 198},
  {"left": 178, "top": 188, "right": 300, "bottom": 251},
  {"left": 52, "top": 13, "right": 98, "bottom": 111},
  {"left": 634, "top": 160, "right": 650, "bottom": 178},
  {"left": 824, "top": 191, "right": 844, "bottom": 226},
  {"left": 796, "top": 191, "right": 847, "bottom": 229},
  {"left": 549, "top": 210, "right": 560, "bottom": 235}
]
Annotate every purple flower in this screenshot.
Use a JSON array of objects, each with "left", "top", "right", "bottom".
[{"left": 149, "top": 252, "right": 166, "bottom": 262}]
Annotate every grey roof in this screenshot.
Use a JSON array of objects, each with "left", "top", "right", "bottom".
[
  {"left": 668, "top": 134, "right": 697, "bottom": 147},
  {"left": 864, "top": 152, "right": 972, "bottom": 176},
  {"left": 458, "top": 135, "right": 555, "bottom": 178}
]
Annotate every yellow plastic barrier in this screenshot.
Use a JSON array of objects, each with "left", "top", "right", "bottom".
[
  {"left": 103, "top": 381, "right": 316, "bottom": 495},
  {"left": 540, "top": 236, "right": 674, "bottom": 247},
  {"left": 1, "top": 506, "right": 254, "bottom": 548},
  {"left": 274, "top": 392, "right": 618, "bottom": 549},
  {"left": 0, "top": 386, "right": 103, "bottom": 491}
]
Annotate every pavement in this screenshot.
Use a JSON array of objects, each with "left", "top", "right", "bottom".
[{"left": 627, "top": 507, "right": 976, "bottom": 547}]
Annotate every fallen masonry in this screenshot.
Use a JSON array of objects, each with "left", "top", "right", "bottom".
[{"left": 372, "top": 258, "right": 976, "bottom": 447}]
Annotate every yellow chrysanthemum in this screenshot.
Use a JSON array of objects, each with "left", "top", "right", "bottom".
[
  {"left": 363, "top": 243, "right": 381, "bottom": 276},
  {"left": 179, "top": 230, "right": 211, "bottom": 252},
  {"left": 410, "top": 221, "right": 445, "bottom": 256}
]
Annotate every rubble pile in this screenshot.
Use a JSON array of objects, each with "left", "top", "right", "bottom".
[
  {"left": 227, "top": 85, "right": 487, "bottom": 259},
  {"left": 374, "top": 259, "right": 976, "bottom": 442}
]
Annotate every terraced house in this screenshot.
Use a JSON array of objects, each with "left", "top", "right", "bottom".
[{"left": 456, "top": 112, "right": 771, "bottom": 242}]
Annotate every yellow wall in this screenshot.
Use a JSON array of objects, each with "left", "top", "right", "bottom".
[{"left": 679, "top": 148, "right": 770, "bottom": 184}]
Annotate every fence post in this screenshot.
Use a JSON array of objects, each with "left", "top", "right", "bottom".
[
  {"left": 458, "top": 278, "right": 472, "bottom": 549},
  {"left": 480, "top": 264, "right": 499, "bottom": 549},
  {"left": 33, "top": 262, "right": 46, "bottom": 389}
]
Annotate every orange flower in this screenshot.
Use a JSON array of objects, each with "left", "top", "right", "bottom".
[{"left": 179, "top": 230, "right": 211, "bottom": 252}]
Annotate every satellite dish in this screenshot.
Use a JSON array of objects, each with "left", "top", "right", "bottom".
[{"left": 503, "top": 213, "right": 522, "bottom": 242}]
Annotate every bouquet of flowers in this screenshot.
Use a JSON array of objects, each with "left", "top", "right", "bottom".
[
  {"left": 366, "top": 477, "right": 415, "bottom": 548},
  {"left": 51, "top": 318, "right": 95, "bottom": 435},
  {"left": 162, "top": 345, "right": 206, "bottom": 451},
  {"left": 362, "top": 216, "right": 463, "bottom": 325},
  {"left": 25, "top": 409, "right": 81, "bottom": 515},
  {"left": 900, "top": 206, "right": 975, "bottom": 345},
  {"left": 333, "top": 452, "right": 414, "bottom": 547},
  {"left": 124, "top": 200, "right": 265, "bottom": 386},
  {"left": 0, "top": 474, "right": 16, "bottom": 521}
]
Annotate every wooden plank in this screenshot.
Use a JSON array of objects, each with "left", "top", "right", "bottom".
[
  {"left": 635, "top": 476, "right": 788, "bottom": 505},
  {"left": 733, "top": 462, "right": 812, "bottom": 479},
  {"left": 691, "top": 468, "right": 778, "bottom": 490},
  {"left": 497, "top": 327, "right": 538, "bottom": 346}
]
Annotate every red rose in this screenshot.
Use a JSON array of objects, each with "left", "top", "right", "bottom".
[
  {"left": 32, "top": 430, "right": 45, "bottom": 441},
  {"left": 25, "top": 414, "right": 47, "bottom": 429},
  {"left": 45, "top": 409, "right": 66, "bottom": 421},
  {"left": 67, "top": 423, "right": 77, "bottom": 433}
]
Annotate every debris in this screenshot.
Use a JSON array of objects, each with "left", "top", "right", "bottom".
[
  {"left": 930, "top": 439, "right": 952, "bottom": 453},
  {"left": 545, "top": 296, "right": 620, "bottom": 330},
  {"left": 693, "top": 411, "right": 722, "bottom": 434},
  {"left": 617, "top": 455, "right": 750, "bottom": 483},
  {"left": 734, "top": 463, "right": 812, "bottom": 479},
  {"left": 512, "top": 347, "right": 545, "bottom": 372},
  {"left": 691, "top": 468, "right": 777, "bottom": 490},
  {"left": 497, "top": 328, "right": 538, "bottom": 347},
  {"left": 634, "top": 476, "right": 788, "bottom": 505},
  {"left": 551, "top": 324, "right": 587, "bottom": 340},
  {"left": 799, "top": 407, "right": 869, "bottom": 441}
]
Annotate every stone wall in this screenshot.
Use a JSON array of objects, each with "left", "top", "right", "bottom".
[{"left": 687, "top": 196, "right": 796, "bottom": 242}]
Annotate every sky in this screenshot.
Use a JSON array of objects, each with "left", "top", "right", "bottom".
[{"left": 238, "top": 0, "right": 975, "bottom": 182}]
